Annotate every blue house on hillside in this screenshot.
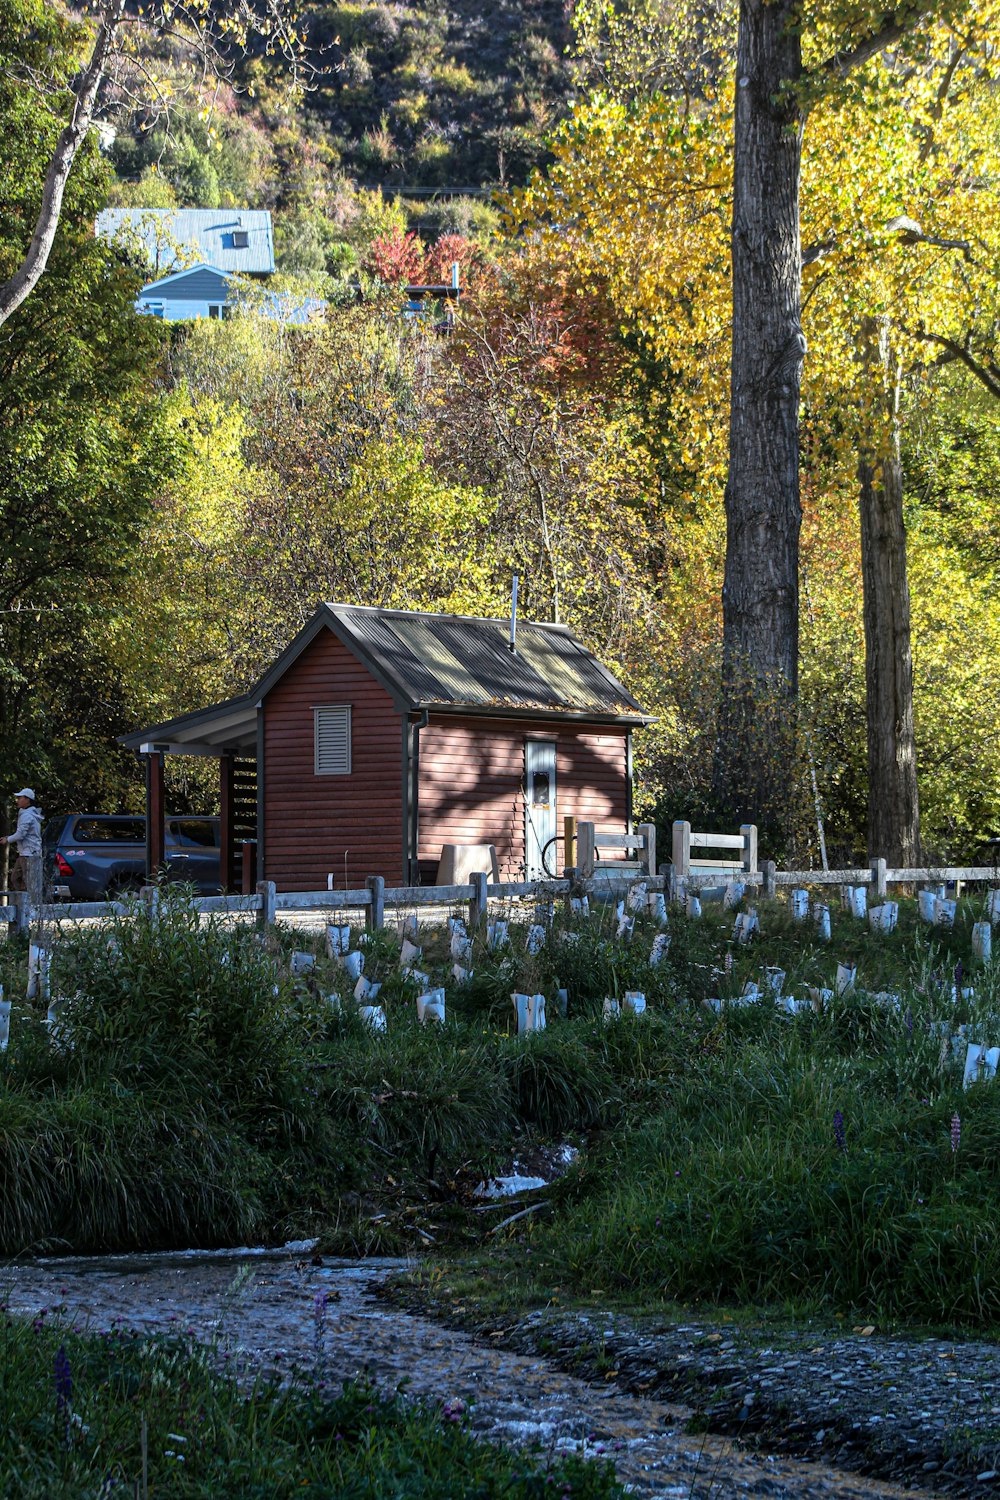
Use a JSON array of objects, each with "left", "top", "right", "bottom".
[
  {"left": 136, "top": 263, "right": 234, "bottom": 321},
  {"left": 96, "top": 207, "right": 326, "bottom": 325},
  {"left": 134, "top": 263, "right": 325, "bottom": 325}
]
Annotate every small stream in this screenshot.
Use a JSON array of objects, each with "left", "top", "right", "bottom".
[{"left": 2, "top": 1249, "right": 940, "bottom": 1499}]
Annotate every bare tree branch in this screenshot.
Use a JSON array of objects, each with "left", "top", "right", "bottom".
[
  {"left": 0, "top": 0, "right": 126, "bottom": 326},
  {"left": 911, "top": 328, "right": 1000, "bottom": 400},
  {"left": 884, "top": 214, "right": 973, "bottom": 260},
  {"left": 814, "top": 11, "right": 912, "bottom": 78}
]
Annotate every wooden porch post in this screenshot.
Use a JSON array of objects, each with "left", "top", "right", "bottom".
[
  {"left": 220, "top": 753, "right": 235, "bottom": 892},
  {"left": 145, "top": 752, "right": 165, "bottom": 881},
  {"left": 563, "top": 814, "right": 577, "bottom": 873}
]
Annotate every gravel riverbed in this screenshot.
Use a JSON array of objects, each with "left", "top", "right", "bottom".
[
  {"left": 398, "top": 1300, "right": 1000, "bottom": 1496},
  {"left": 1, "top": 1247, "right": 959, "bottom": 1499}
]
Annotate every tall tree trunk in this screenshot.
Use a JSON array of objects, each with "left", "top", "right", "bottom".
[
  {"left": 858, "top": 321, "right": 920, "bottom": 864},
  {"left": 713, "top": 0, "right": 804, "bottom": 837}
]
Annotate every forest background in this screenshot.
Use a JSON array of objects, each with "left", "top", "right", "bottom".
[{"left": 1, "top": 0, "right": 998, "bottom": 867}]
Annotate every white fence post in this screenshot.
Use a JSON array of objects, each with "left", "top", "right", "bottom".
[
  {"left": 740, "top": 824, "right": 758, "bottom": 875},
  {"left": 762, "top": 860, "right": 777, "bottom": 900},
  {"left": 672, "top": 821, "right": 691, "bottom": 884},
  {"left": 871, "top": 858, "right": 887, "bottom": 901}
]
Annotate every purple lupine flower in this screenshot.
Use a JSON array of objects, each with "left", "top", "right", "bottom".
[
  {"left": 833, "top": 1109, "right": 847, "bottom": 1153},
  {"left": 54, "top": 1345, "right": 72, "bottom": 1412},
  {"left": 951, "top": 1113, "right": 961, "bottom": 1153},
  {"left": 54, "top": 1344, "right": 73, "bottom": 1448},
  {"left": 905, "top": 1008, "right": 913, "bottom": 1035},
  {"left": 954, "top": 961, "right": 964, "bottom": 998},
  {"left": 442, "top": 1397, "right": 467, "bottom": 1424}
]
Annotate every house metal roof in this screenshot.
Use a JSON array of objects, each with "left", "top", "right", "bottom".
[
  {"left": 329, "top": 605, "right": 648, "bottom": 720},
  {"left": 122, "top": 604, "right": 651, "bottom": 757},
  {"left": 96, "top": 208, "right": 276, "bottom": 275}
]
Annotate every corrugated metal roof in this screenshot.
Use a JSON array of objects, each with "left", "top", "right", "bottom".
[
  {"left": 122, "top": 604, "right": 651, "bottom": 752},
  {"left": 387, "top": 616, "right": 491, "bottom": 702},
  {"left": 334, "top": 612, "right": 446, "bottom": 702},
  {"left": 329, "top": 605, "right": 649, "bottom": 722},
  {"left": 95, "top": 208, "right": 275, "bottom": 275}
]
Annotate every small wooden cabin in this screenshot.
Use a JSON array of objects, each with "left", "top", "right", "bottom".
[{"left": 123, "top": 604, "right": 652, "bottom": 891}]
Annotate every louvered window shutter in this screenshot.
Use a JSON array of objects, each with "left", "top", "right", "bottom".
[{"left": 314, "top": 705, "right": 352, "bottom": 775}]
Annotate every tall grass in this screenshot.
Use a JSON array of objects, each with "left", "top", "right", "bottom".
[
  {"left": 1, "top": 891, "right": 339, "bottom": 1252},
  {"left": 4, "top": 882, "right": 1000, "bottom": 1330},
  {"left": 488, "top": 902, "right": 1000, "bottom": 1325},
  {"left": 0, "top": 1088, "right": 265, "bottom": 1255},
  {"left": 533, "top": 1044, "right": 1000, "bottom": 1323}
]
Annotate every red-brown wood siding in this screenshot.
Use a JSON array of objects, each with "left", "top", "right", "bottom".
[
  {"left": 417, "top": 715, "right": 629, "bottom": 879},
  {"left": 263, "top": 627, "right": 403, "bottom": 890}
]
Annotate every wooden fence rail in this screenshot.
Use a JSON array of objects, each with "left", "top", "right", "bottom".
[
  {"left": 672, "top": 820, "right": 758, "bottom": 885},
  {"left": 8, "top": 869, "right": 669, "bottom": 935},
  {"left": 3, "top": 819, "right": 997, "bottom": 934}
]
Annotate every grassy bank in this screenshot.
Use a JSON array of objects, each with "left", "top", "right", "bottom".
[
  {"left": 0, "top": 1312, "right": 619, "bottom": 1499},
  {"left": 3, "top": 884, "right": 1000, "bottom": 1328}
]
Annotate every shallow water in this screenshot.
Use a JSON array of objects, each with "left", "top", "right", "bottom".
[{"left": 2, "top": 1249, "right": 940, "bottom": 1499}]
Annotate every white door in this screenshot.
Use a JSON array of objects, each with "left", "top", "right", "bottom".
[{"left": 524, "top": 740, "right": 557, "bottom": 879}]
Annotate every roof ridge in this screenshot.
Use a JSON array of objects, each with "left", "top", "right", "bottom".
[{"left": 324, "top": 601, "right": 572, "bottom": 632}]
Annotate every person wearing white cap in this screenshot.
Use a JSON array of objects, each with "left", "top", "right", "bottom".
[{"left": 1, "top": 788, "right": 44, "bottom": 904}]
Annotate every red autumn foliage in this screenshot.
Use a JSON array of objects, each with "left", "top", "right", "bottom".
[
  {"left": 423, "top": 233, "right": 482, "bottom": 288},
  {"left": 365, "top": 226, "right": 426, "bottom": 285}
]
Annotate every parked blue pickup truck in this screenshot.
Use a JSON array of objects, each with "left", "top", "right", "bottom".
[{"left": 44, "top": 814, "right": 224, "bottom": 900}]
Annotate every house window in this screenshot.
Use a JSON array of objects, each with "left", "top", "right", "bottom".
[
  {"left": 232, "top": 229, "right": 249, "bottom": 249},
  {"left": 531, "top": 771, "right": 551, "bottom": 807},
  {"left": 314, "top": 705, "right": 351, "bottom": 775},
  {"left": 208, "top": 304, "right": 223, "bottom": 319}
]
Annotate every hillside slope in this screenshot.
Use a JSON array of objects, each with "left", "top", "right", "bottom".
[
  {"left": 105, "top": 0, "right": 574, "bottom": 265},
  {"left": 304, "top": 0, "right": 572, "bottom": 188}
]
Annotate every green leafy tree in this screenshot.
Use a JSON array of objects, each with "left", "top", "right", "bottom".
[
  {"left": 0, "top": 0, "right": 305, "bottom": 324},
  {"left": 166, "top": 306, "right": 499, "bottom": 685},
  {"left": 0, "top": 28, "right": 179, "bottom": 825}
]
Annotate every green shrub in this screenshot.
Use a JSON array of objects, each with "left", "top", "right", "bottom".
[
  {"left": 45, "top": 890, "right": 325, "bottom": 1139},
  {"left": 500, "top": 1029, "right": 612, "bottom": 1134}
]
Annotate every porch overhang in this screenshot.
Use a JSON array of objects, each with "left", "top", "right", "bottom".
[{"left": 121, "top": 695, "right": 259, "bottom": 757}]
